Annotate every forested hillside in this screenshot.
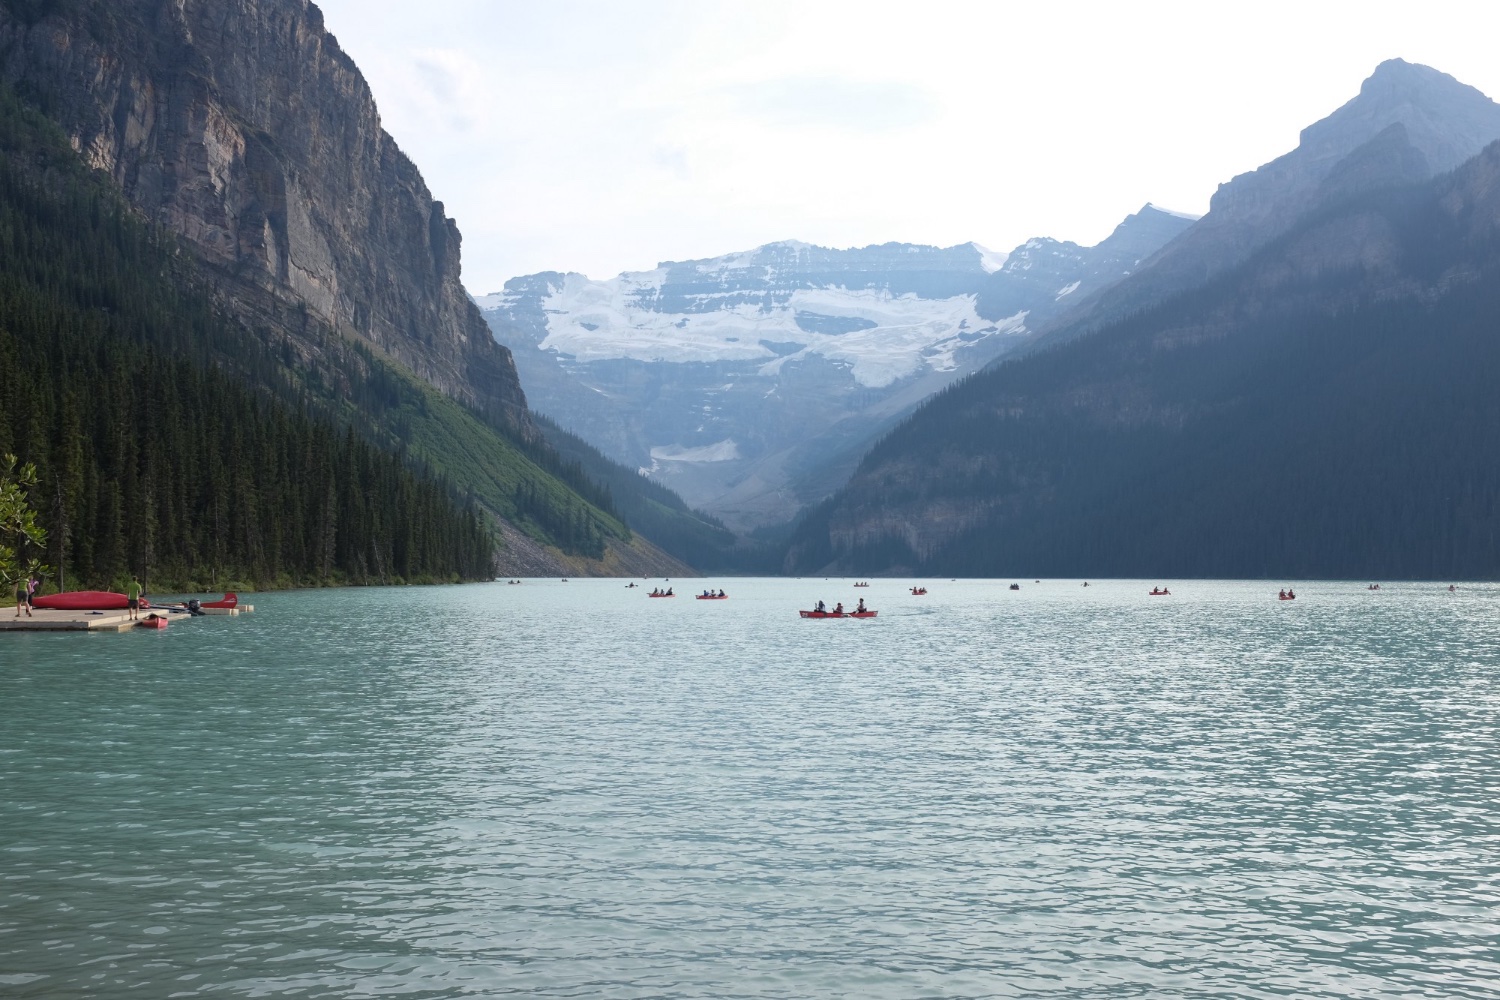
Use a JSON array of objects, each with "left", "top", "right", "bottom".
[
  {"left": 0, "top": 84, "right": 665, "bottom": 587},
  {"left": 787, "top": 146, "right": 1500, "bottom": 580}
]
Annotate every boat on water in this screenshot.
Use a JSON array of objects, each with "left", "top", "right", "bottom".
[
  {"left": 31, "top": 590, "right": 128, "bottom": 611},
  {"left": 695, "top": 594, "right": 728, "bottom": 600},
  {"left": 910, "top": 587, "right": 928, "bottom": 596},
  {"left": 201, "top": 592, "right": 237, "bottom": 609},
  {"left": 136, "top": 614, "right": 168, "bottom": 629},
  {"left": 799, "top": 610, "right": 877, "bottom": 619},
  {"left": 648, "top": 590, "right": 674, "bottom": 598},
  {"left": 1149, "top": 588, "right": 1171, "bottom": 596},
  {"left": 1009, "top": 584, "right": 1020, "bottom": 591}
]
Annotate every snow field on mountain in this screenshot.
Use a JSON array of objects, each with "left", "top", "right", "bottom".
[{"left": 532, "top": 276, "right": 1027, "bottom": 388}]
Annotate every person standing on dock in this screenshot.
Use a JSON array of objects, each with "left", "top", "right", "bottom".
[{"left": 126, "top": 577, "right": 142, "bottom": 621}]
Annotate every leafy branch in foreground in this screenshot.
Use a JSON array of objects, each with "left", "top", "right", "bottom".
[{"left": 0, "top": 453, "right": 49, "bottom": 593}]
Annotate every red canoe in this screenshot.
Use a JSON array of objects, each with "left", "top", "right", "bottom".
[
  {"left": 799, "top": 610, "right": 878, "bottom": 619},
  {"left": 31, "top": 590, "right": 129, "bottom": 611},
  {"left": 201, "top": 592, "right": 238, "bottom": 609},
  {"left": 137, "top": 614, "right": 169, "bottom": 629},
  {"left": 1279, "top": 595, "right": 1296, "bottom": 601}
]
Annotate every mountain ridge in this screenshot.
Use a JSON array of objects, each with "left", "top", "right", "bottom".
[
  {"left": 1027, "top": 59, "right": 1500, "bottom": 350},
  {"left": 785, "top": 130, "right": 1500, "bottom": 577},
  {"left": 478, "top": 206, "right": 1195, "bottom": 530}
]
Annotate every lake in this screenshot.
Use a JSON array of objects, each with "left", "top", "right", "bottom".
[{"left": 2, "top": 578, "right": 1497, "bottom": 998}]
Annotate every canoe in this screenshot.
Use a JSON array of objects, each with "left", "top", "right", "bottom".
[
  {"left": 1279, "top": 595, "right": 1296, "bottom": 601},
  {"left": 799, "top": 610, "right": 877, "bottom": 618},
  {"left": 648, "top": 593, "right": 674, "bottom": 598},
  {"left": 137, "top": 615, "right": 168, "bottom": 629},
  {"left": 1149, "top": 592, "right": 1171, "bottom": 596},
  {"left": 201, "top": 592, "right": 237, "bottom": 609},
  {"left": 31, "top": 590, "right": 129, "bottom": 610},
  {"left": 695, "top": 595, "right": 728, "bottom": 600}
]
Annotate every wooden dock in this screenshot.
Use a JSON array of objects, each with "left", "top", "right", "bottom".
[
  {"left": 0, "top": 603, "right": 250, "bottom": 632},
  {"left": 0, "top": 608, "right": 170, "bottom": 632}
]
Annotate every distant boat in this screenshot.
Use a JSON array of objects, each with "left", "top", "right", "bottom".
[{"left": 800, "top": 610, "right": 877, "bottom": 619}]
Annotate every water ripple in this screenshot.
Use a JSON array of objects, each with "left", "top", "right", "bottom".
[{"left": 1, "top": 579, "right": 1497, "bottom": 997}]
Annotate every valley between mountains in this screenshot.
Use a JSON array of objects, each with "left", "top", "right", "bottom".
[{"left": 2, "top": 0, "right": 1497, "bottom": 583}]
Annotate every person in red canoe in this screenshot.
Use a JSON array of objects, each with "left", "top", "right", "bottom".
[
  {"left": 833, "top": 602, "right": 844, "bottom": 614},
  {"left": 815, "top": 600, "right": 827, "bottom": 613},
  {"left": 856, "top": 598, "right": 867, "bottom": 613}
]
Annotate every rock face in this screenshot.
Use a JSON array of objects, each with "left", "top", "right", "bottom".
[
  {"left": 1044, "top": 59, "right": 1500, "bottom": 341},
  {"left": 0, "top": 0, "right": 528, "bottom": 429},
  {"left": 478, "top": 207, "right": 1193, "bottom": 530}
]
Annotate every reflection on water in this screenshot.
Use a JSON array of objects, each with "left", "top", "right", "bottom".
[{"left": 2, "top": 579, "right": 1498, "bottom": 998}]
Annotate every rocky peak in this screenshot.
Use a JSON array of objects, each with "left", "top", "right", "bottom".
[
  {"left": 1040, "top": 61, "right": 1500, "bottom": 339},
  {"left": 1207, "top": 60, "right": 1500, "bottom": 225}
]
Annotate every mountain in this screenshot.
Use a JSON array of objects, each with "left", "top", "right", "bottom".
[
  {"left": 0, "top": 0, "right": 525, "bottom": 430},
  {"left": 786, "top": 131, "right": 1500, "bottom": 578},
  {"left": 0, "top": 0, "right": 690, "bottom": 578},
  {"left": 478, "top": 207, "right": 1194, "bottom": 531},
  {"left": 1038, "top": 59, "right": 1500, "bottom": 344},
  {"left": 0, "top": 84, "right": 495, "bottom": 590}
]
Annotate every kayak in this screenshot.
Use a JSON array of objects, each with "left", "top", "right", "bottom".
[
  {"left": 201, "top": 592, "right": 238, "bottom": 609},
  {"left": 695, "top": 595, "right": 728, "bottom": 600},
  {"left": 31, "top": 590, "right": 129, "bottom": 610},
  {"left": 137, "top": 615, "right": 168, "bottom": 629},
  {"left": 799, "top": 610, "right": 877, "bottom": 618}
]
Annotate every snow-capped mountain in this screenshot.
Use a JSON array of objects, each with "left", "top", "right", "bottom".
[{"left": 477, "top": 206, "right": 1195, "bottom": 530}]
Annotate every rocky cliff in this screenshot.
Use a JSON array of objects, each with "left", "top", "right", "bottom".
[{"left": 0, "top": 0, "right": 528, "bottom": 429}]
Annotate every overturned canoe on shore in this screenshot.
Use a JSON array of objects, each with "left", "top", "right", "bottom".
[{"left": 31, "top": 591, "right": 129, "bottom": 610}]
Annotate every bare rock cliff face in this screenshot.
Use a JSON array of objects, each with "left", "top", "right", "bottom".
[{"left": 0, "top": 0, "right": 528, "bottom": 429}]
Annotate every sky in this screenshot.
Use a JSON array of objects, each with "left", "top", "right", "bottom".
[{"left": 312, "top": 0, "right": 1500, "bottom": 294}]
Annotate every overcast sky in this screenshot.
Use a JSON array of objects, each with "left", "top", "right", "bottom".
[{"left": 313, "top": 0, "right": 1500, "bottom": 293}]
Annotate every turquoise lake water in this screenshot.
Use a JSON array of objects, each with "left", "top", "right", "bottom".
[{"left": 2, "top": 578, "right": 1498, "bottom": 998}]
